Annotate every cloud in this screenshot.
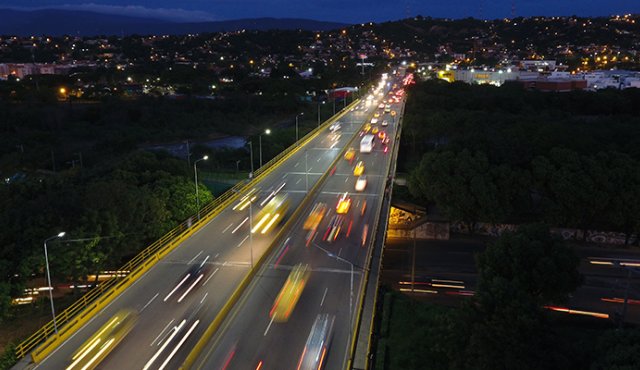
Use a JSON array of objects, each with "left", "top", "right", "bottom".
[{"left": 8, "top": 3, "right": 217, "bottom": 22}]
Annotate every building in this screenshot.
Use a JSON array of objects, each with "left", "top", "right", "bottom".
[{"left": 518, "top": 78, "right": 587, "bottom": 92}]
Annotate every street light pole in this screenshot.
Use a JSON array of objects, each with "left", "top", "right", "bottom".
[
  {"left": 44, "top": 232, "right": 65, "bottom": 334},
  {"left": 194, "top": 155, "right": 209, "bottom": 220},
  {"left": 249, "top": 140, "right": 254, "bottom": 177},
  {"left": 259, "top": 135, "right": 262, "bottom": 168},
  {"left": 259, "top": 129, "right": 271, "bottom": 168},
  {"left": 249, "top": 202, "right": 254, "bottom": 267},
  {"left": 314, "top": 243, "right": 354, "bottom": 317},
  {"left": 295, "top": 113, "right": 304, "bottom": 146}
]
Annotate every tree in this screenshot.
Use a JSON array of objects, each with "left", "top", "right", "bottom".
[
  {"left": 409, "top": 149, "right": 523, "bottom": 231},
  {"left": 477, "top": 223, "right": 582, "bottom": 306},
  {"left": 591, "top": 329, "right": 640, "bottom": 370},
  {"left": 598, "top": 152, "right": 640, "bottom": 244},
  {"left": 442, "top": 224, "right": 582, "bottom": 369},
  {"left": 532, "top": 148, "right": 611, "bottom": 232}
]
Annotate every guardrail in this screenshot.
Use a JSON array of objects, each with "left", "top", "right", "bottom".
[
  {"left": 182, "top": 97, "right": 366, "bottom": 369},
  {"left": 361, "top": 99, "right": 406, "bottom": 370},
  {"left": 16, "top": 98, "right": 360, "bottom": 364},
  {"left": 346, "top": 98, "right": 406, "bottom": 370}
]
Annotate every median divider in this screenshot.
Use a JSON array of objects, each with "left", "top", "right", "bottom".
[
  {"left": 182, "top": 100, "right": 369, "bottom": 370},
  {"left": 18, "top": 98, "right": 360, "bottom": 364}
]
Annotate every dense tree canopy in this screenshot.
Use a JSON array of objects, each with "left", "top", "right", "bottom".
[
  {"left": 404, "top": 80, "right": 640, "bottom": 238},
  {"left": 0, "top": 151, "right": 213, "bottom": 323},
  {"left": 443, "top": 224, "right": 582, "bottom": 370}
]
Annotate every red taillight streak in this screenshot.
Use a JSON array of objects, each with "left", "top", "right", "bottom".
[
  {"left": 323, "top": 226, "right": 331, "bottom": 241},
  {"left": 274, "top": 245, "right": 290, "bottom": 268},
  {"left": 221, "top": 348, "right": 236, "bottom": 370}
]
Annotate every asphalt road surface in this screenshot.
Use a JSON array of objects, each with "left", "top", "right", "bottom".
[
  {"left": 189, "top": 79, "right": 405, "bottom": 370},
  {"left": 35, "top": 83, "right": 393, "bottom": 370},
  {"left": 382, "top": 237, "right": 640, "bottom": 323}
]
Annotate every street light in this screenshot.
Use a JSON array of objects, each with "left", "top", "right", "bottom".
[
  {"left": 44, "top": 231, "right": 65, "bottom": 334},
  {"left": 194, "top": 155, "right": 208, "bottom": 220},
  {"left": 259, "top": 129, "right": 271, "bottom": 168},
  {"left": 314, "top": 243, "right": 354, "bottom": 318},
  {"left": 317, "top": 100, "right": 325, "bottom": 126},
  {"left": 295, "top": 113, "right": 304, "bottom": 146},
  {"left": 248, "top": 140, "right": 254, "bottom": 178}
]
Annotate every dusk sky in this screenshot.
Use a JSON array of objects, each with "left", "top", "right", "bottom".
[{"left": 1, "top": 0, "right": 639, "bottom": 23}]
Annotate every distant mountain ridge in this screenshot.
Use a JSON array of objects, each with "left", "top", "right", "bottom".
[{"left": 0, "top": 9, "right": 348, "bottom": 36}]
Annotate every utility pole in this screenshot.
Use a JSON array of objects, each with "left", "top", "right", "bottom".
[
  {"left": 411, "top": 205, "right": 416, "bottom": 292},
  {"left": 620, "top": 268, "right": 632, "bottom": 328},
  {"left": 248, "top": 140, "right": 254, "bottom": 178}
]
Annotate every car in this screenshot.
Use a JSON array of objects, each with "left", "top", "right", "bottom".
[
  {"left": 355, "top": 176, "right": 367, "bottom": 192},
  {"left": 164, "top": 256, "right": 212, "bottom": 303},
  {"left": 232, "top": 187, "right": 260, "bottom": 211},
  {"left": 378, "top": 130, "right": 386, "bottom": 141},
  {"left": 329, "top": 122, "right": 341, "bottom": 132},
  {"left": 362, "top": 123, "right": 372, "bottom": 133},
  {"left": 252, "top": 194, "right": 291, "bottom": 234},
  {"left": 373, "top": 112, "right": 380, "bottom": 118},
  {"left": 270, "top": 264, "right": 310, "bottom": 322},
  {"left": 344, "top": 147, "right": 356, "bottom": 162},
  {"left": 377, "top": 103, "right": 385, "bottom": 109},
  {"left": 336, "top": 193, "right": 352, "bottom": 214},
  {"left": 69, "top": 309, "right": 138, "bottom": 370},
  {"left": 370, "top": 117, "right": 379, "bottom": 124},
  {"left": 304, "top": 202, "right": 327, "bottom": 230},
  {"left": 381, "top": 120, "right": 388, "bottom": 127},
  {"left": 297, "top": 314, "right": 335, "bottom": 370},
  {"left": 371, "top": 127, "right": 379, "bottom": 135},
  {"left": 390, "top": 110, "right": 397, "bottom": 116},
  {"left": 324, "top": 214, "right": 345, "bottom": 242},
  {"left": 353, "top": 161, "right": 365, "bottom": 176}
]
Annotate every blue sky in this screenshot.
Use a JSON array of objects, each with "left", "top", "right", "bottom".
[{"left": 2, "top": 1, "right": 639, "bottom": 23}]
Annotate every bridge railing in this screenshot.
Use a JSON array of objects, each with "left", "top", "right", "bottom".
[{"left": 15, "top": 98, "right": 359, "bottom": 363}]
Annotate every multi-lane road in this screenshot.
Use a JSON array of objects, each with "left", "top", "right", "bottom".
[
  {"left": 188, "top": 79, "right": 405, "bottom": 370},
  {"left": 33, "top": 72, "right": 404, "bottom": 370},
  {"left": 382, "top": 238, "right": 640, "bottom": 323}
]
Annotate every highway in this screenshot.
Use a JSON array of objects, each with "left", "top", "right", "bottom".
[
  {"left": 188, "top": 76, "right": 406, "bottom": 370},
  {"left": 382, "top": 238, "right": 640, "bottom": 323},
  {"left": 34, "top": 74, "right": 396, "bottom": 370}
]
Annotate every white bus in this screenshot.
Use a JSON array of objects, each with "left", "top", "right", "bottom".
[{"left": 360, "top": 134, "right": 375, "bottom": 153}]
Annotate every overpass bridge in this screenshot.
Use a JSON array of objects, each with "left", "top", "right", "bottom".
[{"left": 15, "top": 71, "right": 409, "bottom": 370}]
